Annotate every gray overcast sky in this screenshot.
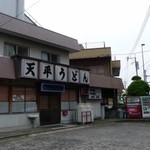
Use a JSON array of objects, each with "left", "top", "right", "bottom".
[{"left": 25, "top": 0, "right": 150, "bottom": 88}]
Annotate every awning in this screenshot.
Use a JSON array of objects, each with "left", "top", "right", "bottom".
[
  {"left": 90, "top": 73, "right": 124, "bottom": 93},
  {"left": 0, "top": 57, "right": 15, "bottom": 79}
]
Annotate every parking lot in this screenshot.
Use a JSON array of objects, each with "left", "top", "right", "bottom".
[{"left": 0, "top": 122, "right": 150, "bottom": 150}]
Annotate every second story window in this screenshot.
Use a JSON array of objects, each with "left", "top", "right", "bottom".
[
  {"left": 41, "top": 51, "right": 59, "bottom": 63},
  {"left": 4, "top": 43, "right": 29, "bottom": 57},
  {"left": 4, "top": 43, "right": 16, "bottom": 56}
]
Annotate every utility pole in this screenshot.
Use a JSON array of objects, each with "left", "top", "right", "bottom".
[
  {"left": 134, "top": 54, "right": 139, "bottom": 76},
  {"left": 127, "top": 54, "right": 139, "bottom": 76},
  {"left": 141, "top": 44, "right": 146, "bottom": 81}
]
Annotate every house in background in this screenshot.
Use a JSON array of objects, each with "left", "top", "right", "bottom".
[
  {"left": 0, "top": 1, "right": 90, "bottom": 131},
  {"left": 69, "top": 47, "right": 124, "bottom": 119}
]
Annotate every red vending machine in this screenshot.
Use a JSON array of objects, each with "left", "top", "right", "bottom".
[{"left": 126, "top": 97, "right": 142, "bottom": 118}]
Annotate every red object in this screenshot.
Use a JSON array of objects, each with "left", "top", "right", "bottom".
[
  {"left": 80, "top": 87, "right": 89, "bottom": 95},
  {"left": 126, "top": 97, "right": 142, "bottom": 118},
  {"left": 62, "top": 111, "right": 68, "bottom": 116},
  {"left": 81, "top": 111, "right": 92, "bottom": 123}
]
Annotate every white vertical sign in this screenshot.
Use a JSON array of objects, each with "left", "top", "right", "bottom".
[
  {"left": 80, "top": 70, "right": 89, "bottom": 84},
  {"left": 55, "top": 65, "right": 67, "bottom": 82},
  {"left": 141, "top": 97, "right": 150, "bottom": 118},
  {"left": 21, "top": 59, "right": 38, "bottom": 79},
  {"left": 68, "top": 68, "right": 79, "bottom": 83},
  {"left": 39, "top": 62, "right": 54, "bottom": 80}
]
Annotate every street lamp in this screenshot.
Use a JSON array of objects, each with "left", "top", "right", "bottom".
[{"left": 141, "top": 44, "right": 146, "bottom": 81}]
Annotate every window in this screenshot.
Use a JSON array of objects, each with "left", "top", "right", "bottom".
[
  {"left": 41, "top": 52, "right": 50, "bottom": 61},
  {"left": 0, "top": 86, "right": 37, "bottom": 114},
  {"left": 0, "top": 86, "right": 9, "bottom": 113},
  {"left": 11, "top": 87, "right": 37, "bottom": 113},
  {"left": 61, "top": 90, "right": 77, "bottom": 110},
  {"left": 89, "top": 88, "right": 102, "bottom": 99},
  {"left": 4, "top": 43, "right": 16, "bottom": 56},
  {"left": 4, "top": 43, "right": 29, "bottom": 57},
  {"left": 25, "top": 88, "right": 37, "bottom": 112},
  {"left": 41, "top": 51, "right": 59, "bottom": 63},
  {"left": 12, "top": 87, "right": 25, "bottom": 113},
  {"left": 18, "top": 46, "right": 29, "bottom": 56},
  {"left": 0, "top": 86, "right": 9, "bottom": 102},
  {"left": 51, "top": 54, "right": 58, "bottom": 62}
]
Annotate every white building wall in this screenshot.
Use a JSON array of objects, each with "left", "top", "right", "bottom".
[
  {"left": 17, "top": 0, "right": 24, "bottom": 20},
  {"left": 0, "top": 113, "right": 40, "bottom": 132},
  {"left": 0, "top": 34, "right": 70, "bottom": 65},
  {"left": 87, "top": 100, "right": 101, "bottom": 118},
  {"left": 0, "top": 0, "right": 24, "bottom": 20},
  {"left": 30, "top": 44, "right": 69, "bottom": 65}
]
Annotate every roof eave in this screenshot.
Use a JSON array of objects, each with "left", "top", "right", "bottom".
[{"left": 0, "top": 29, "right": 80, "bottom": 52}]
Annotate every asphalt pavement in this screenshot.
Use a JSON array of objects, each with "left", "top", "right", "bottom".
[
  {"left": 0, "top": 118, "right": 150, "bottom": 140},
  {"left": 0, "top": 119, "right": 117, "bottom": 140},
  {"left": 0, "top": 120, "right": 150, "bottom": 150}
]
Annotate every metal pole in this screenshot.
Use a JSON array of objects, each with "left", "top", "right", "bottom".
[
  {"left": 127, "top": 55, "right": 138, "bottom": 76},
  {"left": 141, "top": 44, "right": 145, "bottom": 81},
  {"left": 134, "top": 56, "right": 138, "bottom": 76}
]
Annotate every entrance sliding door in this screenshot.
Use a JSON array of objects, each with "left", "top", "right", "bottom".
[{"left": 39, "top": 94, "right": 60, "bottom": 125}]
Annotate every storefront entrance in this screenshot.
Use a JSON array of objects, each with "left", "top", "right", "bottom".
[{"left": 39, "top": 93, "right": 60, "bottom": 125}]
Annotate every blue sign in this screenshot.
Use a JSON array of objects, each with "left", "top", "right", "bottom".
[{"left": 41, "top": 83, "right": 65, "bottom": 92}]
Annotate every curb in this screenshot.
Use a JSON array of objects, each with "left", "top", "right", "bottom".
[
  {"left": 0, "top": 125, "right": 82, "bottom": 140},
  {"left": 1, "top": 119, "right": 150, "bottom": 140}
]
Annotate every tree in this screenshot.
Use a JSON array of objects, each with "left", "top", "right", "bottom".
[
  {"left": 127, "top": 76, "right": 150, "bottom": 96},
  {"left": 131, "top": 76, "right": 141, "bottom": 81}
]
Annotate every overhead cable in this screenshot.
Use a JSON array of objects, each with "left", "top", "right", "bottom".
[{"left": 128, "top": 6, "right": 150, "bottom": 56}]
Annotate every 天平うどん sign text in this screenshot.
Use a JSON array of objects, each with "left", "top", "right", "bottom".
[{"left": 21, "top": 58, "right": 89, "bottom": 84}]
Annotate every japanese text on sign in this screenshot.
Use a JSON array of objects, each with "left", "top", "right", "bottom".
[{"left": 21, "top": 59, "right": 89, "bottom": 84}]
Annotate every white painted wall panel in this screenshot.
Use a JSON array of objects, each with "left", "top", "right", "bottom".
[
  {"left": 0, "top": 0, "right": 24, "bottom": 20},
  {"left": 0, "top": 113, "right": 40, "bottom": 132},
  {"left": 87, "top": 100, "right": 101, "bottom": 118},
  {"left": 0, "top": 34, "right": 70, "bottom": 65},
  {"left": 0, "top": 0, "right": 17, "bottom": 17}
]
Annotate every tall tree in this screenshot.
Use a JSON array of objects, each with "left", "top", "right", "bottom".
[{"left": 127, "top": 76, "right": 150, "bottom": 96}]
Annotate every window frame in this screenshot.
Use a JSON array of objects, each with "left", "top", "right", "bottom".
[
  {"left": 0, "top": 86, "right": 9, "bottom": 114},
  {"left": 0, "top": 86, "right": 37, "bottom": 114},
  {"left": 4, "top": 42, "right": 29, "bottom": 57},
  {"left": 41, "top": 51, "right": 59, "bottom": 63},
  {"left": 11, "top": 86, "right": 37, "bottom": 113}
]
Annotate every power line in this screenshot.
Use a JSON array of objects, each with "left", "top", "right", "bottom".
[
  {"left": 25, "top": 0, "right": 40, "bottom": 11},
  {"left": 128, "top": 6, "right": 150, "bottom": 56},
  {"left": 0, "top": 0, "right": 40, "bottom": 27},
  {"left": 112, "top": 49, "right": 150, "bottom": 57}
]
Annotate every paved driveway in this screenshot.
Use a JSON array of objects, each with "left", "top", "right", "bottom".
[{"left": 0, "top": 122, "right": 150, "bottom": 150}]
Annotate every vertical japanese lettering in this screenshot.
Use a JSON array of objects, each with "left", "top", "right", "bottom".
[
  {"left": 68, "top": 68, "right": 79, "bottom": 83},
  {"left": 72, "top": 70, "right": 78, "bottom": 82},
  {"left": 39, "top": 62, "right": 54, "bottom": 80},
  {"left": 83, "top": 72, "right": 88, "bottom": 83},
  {"left": 21, "top": 59, "right": 38, "bottom": 79},
  {"left": 25, "top": 62, "right": 35, "bottom": 77},
  {"left": 59, "top": 67, "right": 65, "bottom": 80},
  {"left": 43, "top": 65, "right": 52, "bottom": 78},
  {"left": 80, "top": 70, "right": 89, "bottom": 84},
  {"left": 55, "top": 65, "right": 67, "bottom": 82}
]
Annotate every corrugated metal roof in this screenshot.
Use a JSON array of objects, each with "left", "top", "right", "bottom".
[
  {"left": 90, "top": 73, "right": 124, "bottom": 91},
  {"left": 0, "top": 12, "right": 80, "bottom": 52},
  {"left": 0, "top": 57, "right": 15, "bottom": 79},
  {"left": 69, "top": 47, "right": 111, "bottom": 59}
]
